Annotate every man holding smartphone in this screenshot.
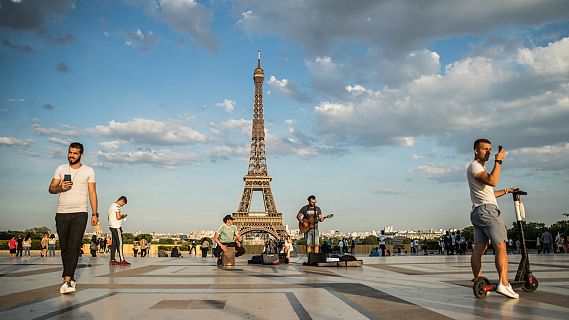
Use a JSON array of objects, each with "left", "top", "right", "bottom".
[
  {"left": 108, "top": 196, "right": 130, "bottom": 266},
  {"left": 467, "top": 139, "right": 518, "bottom": 299},
  {"left": 49, "top": 142, "right": 98, "bottom": 294}
]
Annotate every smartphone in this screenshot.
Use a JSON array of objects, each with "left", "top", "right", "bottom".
[
  {"left": 498, "top": 145, "right": 503, "bottom": 153},
  {"left": 63, "top": 174, "right": 71, "bottom": 182}
]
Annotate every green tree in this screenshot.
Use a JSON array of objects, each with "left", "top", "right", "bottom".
[
  {"left": 361, "top": 235, "right": 378, "bottom": 245},
  {"left": 550, "top": 220, "right": 569, "bottom": 238},
  {"left": 158, "top": 238, "right": 174, "bottom": 245},
  {"left": 0, "top": 230, "right": 20, "bottom": 240},
  {"left": 139, "top": 234, "right": 153, "bottom": 243},
  {"left": 461, "top": 226, "right": 474, "bottom": 243},
  {"left": 122, "top": 233, "right": 135, "bottom": 244},
  {"left": 508, "top": 221, "right": 547, "bottom": 248},
  {"left": 24, "top": 227, "right": 51, "bottom": 240}
]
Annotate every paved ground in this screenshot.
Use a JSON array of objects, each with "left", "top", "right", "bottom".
[{"left": 1, "top": 253, "right": 568, "bottom": 319}]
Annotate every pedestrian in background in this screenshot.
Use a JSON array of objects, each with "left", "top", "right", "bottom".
[
  {"left": 48, "top": 234, "right": 57, "bottom": 257},
  {"left": 23, "top": 234, "right": 32, "bottom": 257}
]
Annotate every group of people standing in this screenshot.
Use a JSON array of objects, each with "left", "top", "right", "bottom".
[
  {"left": 536, "top": 230, "right": 567, "bottom": 254},
  {"left": 437, "top": 230, "right": 467, "bottom": 255},
  {"left": 8, "top": 234, "right": 57, "bottom": 258}
]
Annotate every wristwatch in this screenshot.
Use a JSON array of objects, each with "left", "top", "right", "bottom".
[
  {"left": 92, "top": 212, "right": 99, "bottom": 218},
  {"left": 495, "top": 160, "right": 503, "bottom": 164}
]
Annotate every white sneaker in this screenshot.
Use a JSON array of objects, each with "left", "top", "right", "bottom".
[
  {"left": 60, "top": 281, "right": 76, "bottom": 294},
  {"left": 69, "top": 280, "right": 76, "bottom": 288},
  {"left": 496, "top": 283, "right": 519, "bottom": 299}
]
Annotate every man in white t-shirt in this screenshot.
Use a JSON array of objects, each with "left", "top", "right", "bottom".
[
  {"left": 108, "top": 196, "right": 129, "bottom": 266},
  {"left": 467, "top": 138, "right": 518, "bottom": 299},
  {"left": 49, "top": 142, "right": 98, "bottom": 294}
]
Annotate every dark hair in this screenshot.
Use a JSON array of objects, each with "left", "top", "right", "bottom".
[
  {"left": 223, "top": 214, "right": 234, "bottom": 223},
  {"left": 117, "top": 196, "right": 128, "bottom": 204},
  {"left": 91, "top": 235, "right": 97, "bottom": 242},
  {"left": 307, "top": 195, "right": 316, "bottom": 201},
  {"left": 69, "top": 142, "right": 84, "bottom": 154},
  {"left": 473, "top": 139, "right": 491, "bottom": 150},
  {"left": 24, "top": 233, "right": 31, "bottom": 240},
  {"left": 50, "top": 234, "right": 55, "bottom": 239}
]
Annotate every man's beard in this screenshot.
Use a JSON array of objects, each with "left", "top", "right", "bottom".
[{"left": 68, "top": 157, "right": 80, "bottom": 165}]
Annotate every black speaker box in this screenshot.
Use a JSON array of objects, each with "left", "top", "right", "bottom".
[
  {"left": 306, "top": 252, "right": 326, "bottom": 266},
  {"left": 278, "top": 253, "right": 288, "bottom": 264},
  {"left": 339, "top": 254, "right": 357, "bottom": 262},
  {"left": 248, "top": 255, "right": 263, "bottom": 264},
  {"left": 262, "top": 253, "right": 280, "bottom": 265}
]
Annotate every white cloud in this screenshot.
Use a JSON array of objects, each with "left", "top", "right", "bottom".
[
  {"left": 124, "top": 28, "right": 159, "bottom": 51},
  {"left": 413, "top": 163, "right": 466, "bottom": 183},
  {"left": 517, "top": 37, "right": 569, "bottom": 74},
  {"left": 210, "top": 118, "right": 251, "bottom": 137},
  {"left": 314, "top": 102, "right": 353, "bottom": 121},
  {"left": 391, "top": 137, "right": 415, "bottom": 147},
  {"left": 305, "top": 56, "right": 344, "bottom": 94},
  {"left": 95, "top": 149, "right": 198, "bottom": 169},
  {"left": 236, "top": 10, "right": 257, "bottom": 26},
  {"left": 373, "top": 188, "right": 402, "bottom": 195},
  {"left": 313, "top": 37, "right": 569, "bottom": 158},
  {"left": 345, "top": 85, "right": 371, "bottom": 96},
  {"left": 99, "top": 140, "right": 123, "bottom": 150},
  {"left": 89, "top": 118, "right": 207, "bottom": 145},
  {"left": 267, "top": 75, "right": 290, "bottom": 94},
  {"left": 32, "top": 124, "right": 79, "bottom": 137},
  {"left": 47, "top": 137, "right": 71, "bottom": 145},
  {"left": 205, "top": 145, "right": 249, "bottom": 161},
  {"left": 0, "top": 136, "right": 31, "bottom": 146},
  {"left": 234, "top": 1, "right": 569, "bottom": 56},
  {"left": 410, "top": 154, "right": 424, "bottom": 160},
  {"left": 267, "top": 75, "right": 311, "bottom": 102},
  {"left": 510, "top": 142, "right": 569, "bottom": 171},
  {"left": 139, "top": 0, "right": 218, "bottom": 52},
  {"left": 215, "top": 99, "right": 235, "bottom": 112}
]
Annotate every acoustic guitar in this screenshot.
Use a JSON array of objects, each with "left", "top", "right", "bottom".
[{"left": 299, "top": 214, "right": 334, "bottom": 234}]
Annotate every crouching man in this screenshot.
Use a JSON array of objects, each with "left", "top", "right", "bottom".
[{"left": 213, "top": 215, "right": 245, "bottom": 265}]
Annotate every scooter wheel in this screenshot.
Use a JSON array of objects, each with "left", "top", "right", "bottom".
[
  {"left": 522, "top": 275, "right": 538, "bottom": 292},
  {"left": 473, "top": 277, "right": 490, "bottom": 299}
]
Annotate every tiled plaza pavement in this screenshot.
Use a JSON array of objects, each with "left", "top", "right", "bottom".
[{"left": 1, "top": 253, "right": 568, "bottom": 319}]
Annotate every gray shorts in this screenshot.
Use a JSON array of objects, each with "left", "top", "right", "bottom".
[
  {"left": 470, "top": 204, "right": 508, "bottom": 244},
  {"left": 304, "top": 228, "right": 319, "bottom": 246}
]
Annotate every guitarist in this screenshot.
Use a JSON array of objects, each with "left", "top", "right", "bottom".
[{"left": 297, "top": 195, "right": 325, "bottom": 254}]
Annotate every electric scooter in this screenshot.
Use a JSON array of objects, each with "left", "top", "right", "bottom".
[{"left": 473, "top": 189, "right": 539, "bottom": 299}]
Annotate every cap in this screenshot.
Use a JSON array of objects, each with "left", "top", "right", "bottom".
[{"left": 223, "top": 214, "right": 235, "bottom": 223}]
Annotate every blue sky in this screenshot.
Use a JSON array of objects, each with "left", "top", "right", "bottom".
[{"left": 1, "top": 0, "right": 569, "bottom": 233}]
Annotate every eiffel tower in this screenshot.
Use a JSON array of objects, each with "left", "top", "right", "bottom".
[{"left": 232, "top": 51, "right": 288, "bottom": 241}]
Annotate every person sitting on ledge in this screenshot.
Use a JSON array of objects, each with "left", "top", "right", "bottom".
[
  {"left": 170, "top": 246, "right": 182, "bottom": 257},
  {"left": 157, "top": 248, "right": 168, "bottom": 257},
  {"left": 213, "top": 214, "right": 245, "bottom": 265}
]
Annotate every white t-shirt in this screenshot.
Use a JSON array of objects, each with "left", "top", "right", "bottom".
[
  {"left": 466, "top": 160, "right": 498, "bottom": 209},
  {"left": 108, "top": 203, "right": 124, "bottom": 228},
  {"left": 53, "top": 164, "right": 96, "bottom": 213}
]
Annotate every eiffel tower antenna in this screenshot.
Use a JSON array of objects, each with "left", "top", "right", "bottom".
[{"left": 232, "top": 51, "right": 287, "bottom": 241}]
